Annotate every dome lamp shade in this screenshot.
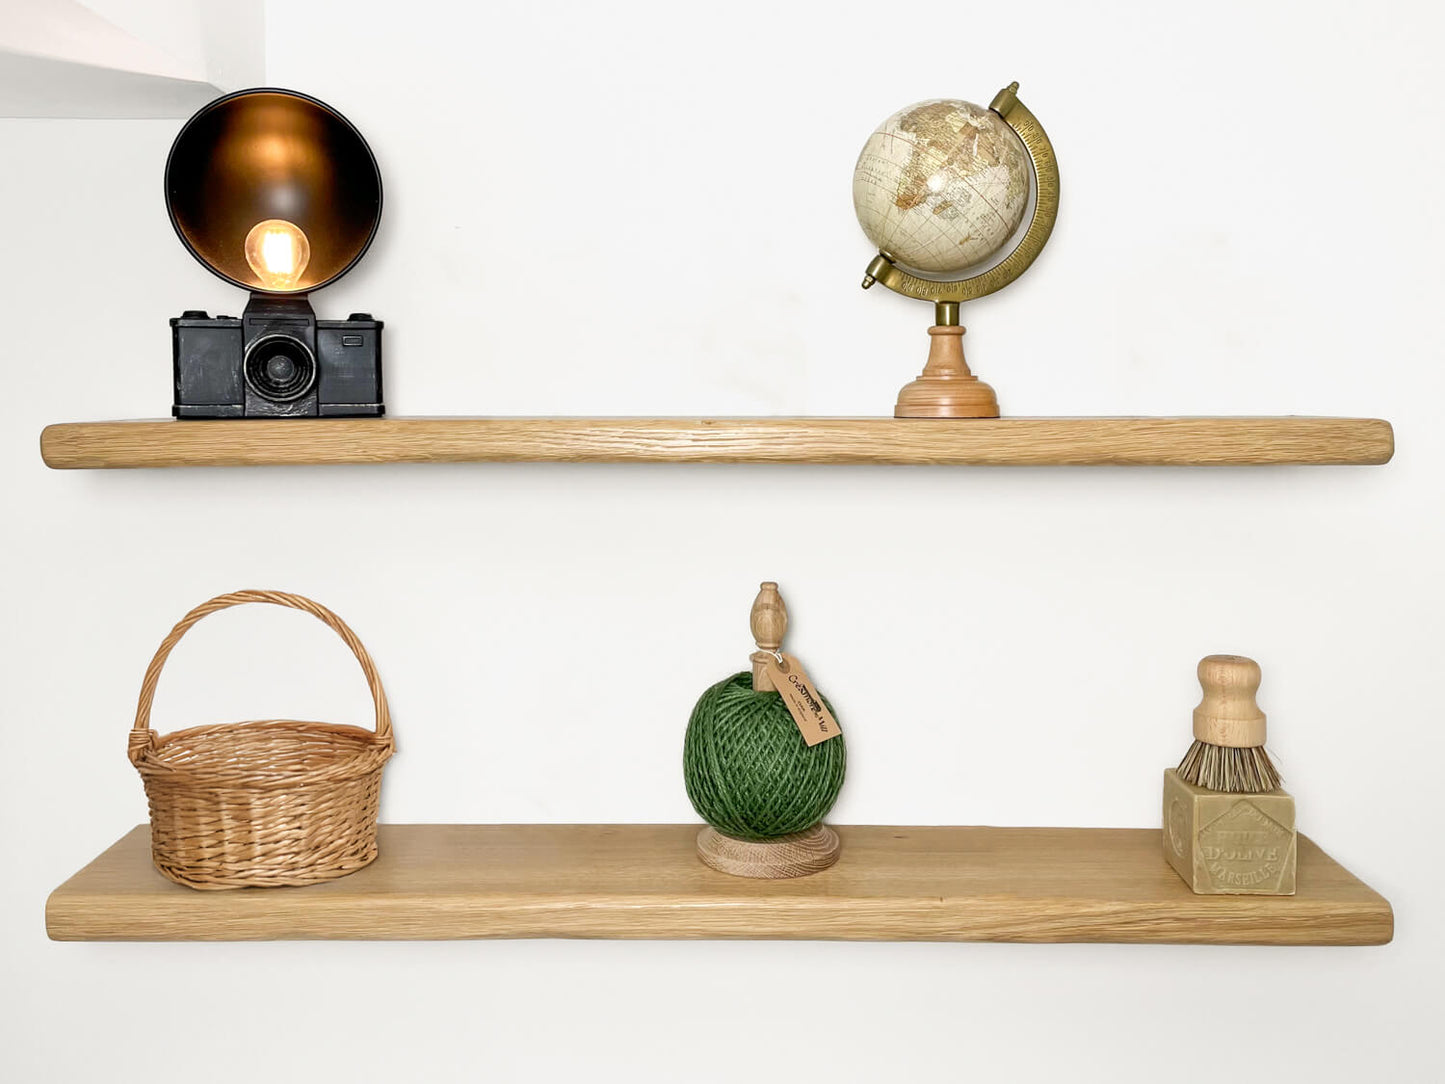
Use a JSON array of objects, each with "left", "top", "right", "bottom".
[{"left": 165, "top": 88, "right": 382, "bottom": 295}]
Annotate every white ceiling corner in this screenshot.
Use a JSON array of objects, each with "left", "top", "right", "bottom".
[{"left": 0, "top": 0, "right": 264, "bottom": 118}]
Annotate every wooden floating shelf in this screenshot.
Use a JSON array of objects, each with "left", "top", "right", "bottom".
[
  {"left": 46, "top": 824, "right": 1392, "bottom": 944},
  {"left": 39, "top": 416, "right": 1394, "bottom": 469}
]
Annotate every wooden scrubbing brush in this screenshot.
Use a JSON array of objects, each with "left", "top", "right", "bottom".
[{"left": 1175, "top": 654, "right": 1281, "bottom": 793}]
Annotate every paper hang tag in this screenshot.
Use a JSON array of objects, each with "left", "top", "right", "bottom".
[{"left": 763, "top": 652, "right": 841, "bottom": 746}]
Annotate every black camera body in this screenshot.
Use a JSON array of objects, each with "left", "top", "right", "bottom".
[
  {"left": 165, "top": 88, "right": 386, "bottom": 420},
  {"left": 172, "top": 295, "right": 383, "bottom": 418}
]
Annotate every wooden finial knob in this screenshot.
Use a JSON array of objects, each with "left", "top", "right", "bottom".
[
  {"left": 749, "top": 582, "right": 787, "bottom": 692},
  {"left": 750, "top": 582, "right": 787, "bottom": 651},
  {"left": 1193, "top": 654, "right": 1267, "bottom": 748}
]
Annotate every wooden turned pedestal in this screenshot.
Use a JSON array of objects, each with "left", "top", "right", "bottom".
[
  {"left": 894, "top": 325, "right": 1000, "bottom": 419},
  {"left": 696, "top": 824, "right": 841, "bottom": 879}
]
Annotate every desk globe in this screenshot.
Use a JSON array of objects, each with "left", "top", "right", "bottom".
[{"left": 853, "top": 83, "right": 1059, "bottom": 417}]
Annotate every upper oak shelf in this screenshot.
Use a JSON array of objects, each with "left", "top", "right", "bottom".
[{"left": 38, "top": 416, "right": 1394, "bottom": 469}]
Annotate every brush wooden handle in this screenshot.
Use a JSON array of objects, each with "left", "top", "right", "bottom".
[
  {"left": 1193, "top": 655, "right": 1267, "bottom": 747},
  {"left": 749, "top": 582, "right": 787, "bottom": 693}
]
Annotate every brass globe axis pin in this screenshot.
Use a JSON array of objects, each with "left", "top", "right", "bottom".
[{"left": 856, "top": 82, "right": 1060, "bottom": 418}]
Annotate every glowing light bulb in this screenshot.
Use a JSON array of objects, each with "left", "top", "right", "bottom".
[{"left": 244, "top": 219, "right": 311, "bottom": 291}]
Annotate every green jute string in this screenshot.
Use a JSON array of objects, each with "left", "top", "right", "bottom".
[{"left": 683, "top": 671, "right": 846, "bottom": 841}]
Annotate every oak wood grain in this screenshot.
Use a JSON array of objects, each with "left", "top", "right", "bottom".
[
  {"left": 46, "top": 824, "right": 1393, "bottom": 944},
  {"left": 39, "top": 416, "right": 1395, "bottom": 469}
]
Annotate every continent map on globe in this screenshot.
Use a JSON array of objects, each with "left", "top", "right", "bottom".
[{"left": 853, "top": 99, "right": 1030, "bottom": 276}]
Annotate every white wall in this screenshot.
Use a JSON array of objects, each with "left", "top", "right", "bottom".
[{"left": 2, "top": 1, "right": 1440, "bottom": 1080}]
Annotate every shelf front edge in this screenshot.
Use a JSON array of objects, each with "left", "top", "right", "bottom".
[{"left": 40, "top": 417, "right": 1395, "bottom": 469}]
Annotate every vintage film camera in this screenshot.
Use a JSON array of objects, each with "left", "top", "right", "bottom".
[{"left": 165, "top": 88, "right": 385, "bottom": 418}]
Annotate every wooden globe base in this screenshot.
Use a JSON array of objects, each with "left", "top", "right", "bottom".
[
  {"left": 894, "top": 325, "right": 1000, "bottom": 419},
  {"left": 696, "top": 824, "right": 841, "bottom": 879}
]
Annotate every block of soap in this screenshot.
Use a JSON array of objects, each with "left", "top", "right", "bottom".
[{"left": 1162, "top": 768, "right": 1296, "bottom": 895}]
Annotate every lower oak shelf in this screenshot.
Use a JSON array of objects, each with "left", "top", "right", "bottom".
[{"left": 46, "top": 824, "right": 1392, "bottom": 945}]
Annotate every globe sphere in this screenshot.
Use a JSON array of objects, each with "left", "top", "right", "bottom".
[
  {"left": 853, "top": 98, "right": 1030, "bottom": 276},
  {"left": 683, "top": 672, "right": 846, "bottom": 841}
]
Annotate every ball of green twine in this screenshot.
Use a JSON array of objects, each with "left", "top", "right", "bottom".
[{"left": 683, "top": 671, "right": 846, "bottom": 841}]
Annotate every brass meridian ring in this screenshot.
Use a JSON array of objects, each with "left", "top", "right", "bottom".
[{"left": 861, "top": 82, "right": 1059, "bottom": 304}]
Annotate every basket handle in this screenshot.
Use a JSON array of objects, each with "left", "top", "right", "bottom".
[{"left": 129, "top": 590, "right": 392, "bottom": 763}]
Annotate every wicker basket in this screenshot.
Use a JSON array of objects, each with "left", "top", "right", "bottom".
[{"left": 127, "top": 590, "right": 395, "bottom": 890}]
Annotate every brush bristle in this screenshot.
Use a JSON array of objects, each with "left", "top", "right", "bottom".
[{"left": 1177, "top": 741, "right": 1281, "bottom": 793}]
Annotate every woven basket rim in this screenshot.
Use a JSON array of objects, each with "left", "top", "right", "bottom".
[
  {"left": 148, "top": 717, "right": 383, "bottom": 745},
  {"left": 135, "top": 717, "right": 393, "bottom": 789}
]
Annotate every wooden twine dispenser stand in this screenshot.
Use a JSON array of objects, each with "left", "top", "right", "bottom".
[
  {"left": 127, "top": 589, "right": 394, "bottom": 890},
  {"left": 695, "top": 583, "right": 842, "bottom": 879}
]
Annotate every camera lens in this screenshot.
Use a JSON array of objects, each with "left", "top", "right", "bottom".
[{"left": 244, "top": 335, "right": 317, "bottom": 402}]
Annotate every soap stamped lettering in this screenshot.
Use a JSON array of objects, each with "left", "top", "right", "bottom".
[
  {"left": 1198, "top": 801, "right": 1292, "bottom": 892},
  {"left": 1167, "top": 799, "right": 1187, "bottom": 857}
]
